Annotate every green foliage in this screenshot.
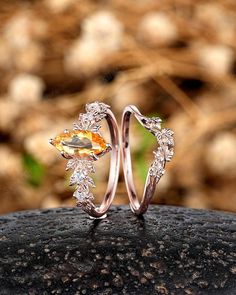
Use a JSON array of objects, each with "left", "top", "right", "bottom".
[
  {"left": 134, "top": 123, "right": 156, "bottom": 183},
  {"left": 22, "top": 154, "right": 45, "bottom": 187}
]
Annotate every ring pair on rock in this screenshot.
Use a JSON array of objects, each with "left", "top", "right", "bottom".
[{"left": 50, "top": 102, "right": 174, "bottom": 219}]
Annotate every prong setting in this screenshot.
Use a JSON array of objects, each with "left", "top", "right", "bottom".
[
  {"left": 61, "top": 151, "right": 72, "bottom": 159},
  {"left": 106, "top": 143, "right": 112, "bottom": 152}
]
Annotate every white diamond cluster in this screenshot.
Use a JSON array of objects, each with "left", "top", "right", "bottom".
[
  {"left": 66, "top": 102, "right": 109, "bottom": 205},
  {"left": 66, "top": 159, "right": 95, "bottom": 203},
  {"left": 73, "top": 102, "right": 109, "bottom": 133},
  {"left": 142, "top": 117, "right": 174, "bottom": 181}
]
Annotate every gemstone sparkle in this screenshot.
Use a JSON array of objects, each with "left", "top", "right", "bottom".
[{"left": 51, "top": 130, "right": 107, "bottom": 158}]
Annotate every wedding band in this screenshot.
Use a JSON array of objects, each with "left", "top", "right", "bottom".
[
  {"left": 121, "top": 105, "right": 174, "bottom": 215},
  {"left": 50, "top": 102, "right": 120, "bottom": 219}
]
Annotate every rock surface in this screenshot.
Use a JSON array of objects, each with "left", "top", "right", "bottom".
[{"left": 0, "top": 206, "right": 236, "bottom": 295}]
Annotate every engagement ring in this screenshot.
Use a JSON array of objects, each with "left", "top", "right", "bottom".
[{"left": 50, "top": 102, "right": 120, "bottom": 218}]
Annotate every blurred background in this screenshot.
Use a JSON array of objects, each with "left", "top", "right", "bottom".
[{"left": 0, "top": 0, "right": 236, "bottom": 214}]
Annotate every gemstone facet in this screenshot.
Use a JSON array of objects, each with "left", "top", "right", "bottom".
[{"left": 51, "top": 130, "right": 107, "bottom": 158}]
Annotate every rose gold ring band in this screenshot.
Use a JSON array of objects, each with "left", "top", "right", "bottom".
[
  {"left": 85, "top": 109, "right": 120, "bottom": 218},
  {"left": 121, "top": 105, "right": 174, "bottom": 215}
]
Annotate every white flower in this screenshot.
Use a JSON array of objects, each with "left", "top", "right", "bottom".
[
  {"left": 205, "top": 132, "right": 236, "bottom": 176},
  {"left": 138, "top": 12, "right": 178, "bottom": 46},
  {"left": 45, "top": 0, "right": 77, "bottom": 13},
  {"left": 64, "top": 38, "right": 105, "bottom": 75},
  {"left": 64, "top": 11, "right": 123, "bottom": 75},
  {"left": 4, "top": 13, "right": 32, "bottom": 49},
  {"left": 197, "top": 44, "right": 234, "bottom": 76},
  {"left": 82, "top": 11, "right": 123, "bottom": 52},
  {"left": 2, "top": 13, "right": 46, "bottom": 72},
  {"left": 9, "top": 74, "right": 45, "bottom": 103},
  {"left": 4, "top": 13, "right": 47, "bottom": 49}
]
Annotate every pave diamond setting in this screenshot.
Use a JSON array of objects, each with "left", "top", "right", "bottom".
[
  {"left": 142, "top": 117, "right": 174, "bottom": 181},
  {"left": 50, "top": 102, "right": 110, "bottom": 207}
]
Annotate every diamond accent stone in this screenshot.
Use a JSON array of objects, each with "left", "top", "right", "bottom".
[
  {"left": 163, "top": 146, "right": 174, "bottom": 162},
  {"left": 69, "top": 171, "right": 86, "bottom": 186},
  {"left": 66, "top": 159, "right": 95, "bottom": 173},
  {"left": 73, "top": 102, "right": 109, "bottom": 132},
  {"left": 144, "top": 117, "right": 174, "bottom": 180},
  {"left": 85, "top": 101, "right": 109, "bottom": 116},
  {"left": 73, "top": 113, "right": 96, "bottom": 131},
  {"left": 73, "top": 190, "right": 94, "bottom": 202},
  {"left": 143, "top": 117, "right": 162, "bottom": 134}
]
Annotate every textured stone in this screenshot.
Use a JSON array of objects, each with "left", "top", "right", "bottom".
[{"left": 0, "top": 206, "right": 236, "bottom": 294}]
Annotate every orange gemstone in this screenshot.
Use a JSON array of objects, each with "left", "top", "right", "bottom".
[{"left": 51, "top": 130, "right": 107, "bottom": 158}]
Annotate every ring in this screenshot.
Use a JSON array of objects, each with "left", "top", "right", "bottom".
[
  {"left": 121, "top": 105, "right": 174, "bottom": 215},
  {"left": 50, "top": 102, "right": 120, "bottom": 219}
]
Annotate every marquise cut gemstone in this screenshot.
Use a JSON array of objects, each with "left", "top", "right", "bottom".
[{"left": 51, "top": 130, "right": 107, "bottom": 158}]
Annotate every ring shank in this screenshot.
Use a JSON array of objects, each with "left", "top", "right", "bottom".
[
  {"left": 121, "top": 105, "right": 158, "bottom": 215},
  {"left": 86, "top": 108, "right": 120, "bottom": 218}
]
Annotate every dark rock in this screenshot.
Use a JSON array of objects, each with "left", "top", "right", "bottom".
[{"left": 0, "top": 206, "right": 236, "bottom": 295}]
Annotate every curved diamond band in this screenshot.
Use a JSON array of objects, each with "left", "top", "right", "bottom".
[
  {"left": 121, "top": 105, "right": 174, "bottom": 215},
  {"left": 50, "top": 102, "right": 120, "bottom": 218}
]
